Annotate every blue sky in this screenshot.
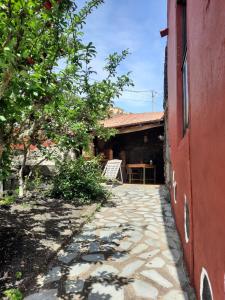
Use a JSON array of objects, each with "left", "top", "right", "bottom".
[{"left": 79, "top": 0, "right": 167, "bottom": 113}]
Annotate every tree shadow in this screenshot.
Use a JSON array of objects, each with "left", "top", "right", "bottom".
[
  {"left": 0, "top": 195, "right": 94, "bottom": 296},
  {"left": 78, "top": 272, "right": 133, "bottom": 300},
  {"left": 25, "top": 220, "right": 135, "bottom": 298}
]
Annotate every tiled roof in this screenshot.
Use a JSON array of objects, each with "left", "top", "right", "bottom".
[
  {"left": 103, "top": 112, "right": 164, "bottom": 128},
  {"left": 12, "top": 140, "right": 55, "bottom": 151}
]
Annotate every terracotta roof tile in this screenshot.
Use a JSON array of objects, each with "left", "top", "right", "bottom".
[{"left": 103, "top": 112, "right": 164, "bottom": 128}]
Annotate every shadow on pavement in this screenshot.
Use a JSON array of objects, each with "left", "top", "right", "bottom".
[{"left": 158, "top": 185, "right": 196, "bottom": 299}]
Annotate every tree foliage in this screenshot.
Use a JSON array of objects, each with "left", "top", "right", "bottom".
[{"left": 0, "top": 0, "right": 133, "bottom": 184}]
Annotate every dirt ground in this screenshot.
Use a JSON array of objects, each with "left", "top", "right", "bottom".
[{"left": 0, "top": 194, "right": 97, "bottom": 297}]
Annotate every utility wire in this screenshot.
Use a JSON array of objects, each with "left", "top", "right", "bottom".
[{"left": 124, "top": 89, "right": 156, "bottom": 93}]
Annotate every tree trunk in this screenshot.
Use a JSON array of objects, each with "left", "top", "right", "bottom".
[
  {"left": 18, "top": 146, "right": 28, "bottom": 198},
  {"left": 18, "top": 167, "right": 24, "bottom": 198},
  {"left": 0, "top": 181, "right": 3, "bottom": 198},
  {"left": 0, "top": 128, "right": 4, "bottom": 197}
]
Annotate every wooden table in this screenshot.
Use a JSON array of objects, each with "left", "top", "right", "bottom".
[{"left": 126, "top": 163, "right": 156, "bottom": 184}]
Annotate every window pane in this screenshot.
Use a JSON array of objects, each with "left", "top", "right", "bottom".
[{"left": 182, "top": 54, "right": 189, "bottom": 131}]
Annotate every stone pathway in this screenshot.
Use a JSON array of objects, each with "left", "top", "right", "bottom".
[{"left": 24, "top": 185, "right": 195, "bottom": 300}]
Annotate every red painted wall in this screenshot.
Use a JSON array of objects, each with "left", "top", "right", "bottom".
[{"left": 167, "top": 0, "right": 225, "bottom": 299}]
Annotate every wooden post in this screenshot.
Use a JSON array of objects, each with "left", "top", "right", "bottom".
[
  {"left": 0, "top": 181, "right": 3, "bottom": 197},
  {"left": 108, "top": 148, "right": 113, "bottom": 160}
]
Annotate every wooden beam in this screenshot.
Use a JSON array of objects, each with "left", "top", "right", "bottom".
[
  {"left": 116, "top": 123, "right": 163, "bottom": 135},
  {"left": 160, "top": 28, "right": 169, "bottom": 38}
]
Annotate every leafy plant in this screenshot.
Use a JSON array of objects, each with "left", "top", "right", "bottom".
[
  {"left": 0, "top": 195, "right": 16, "bottom": 206},
  {"left": 51, "top": 157, "right": 109, "bottom": 205},
  {"left": 25, "top": 168, "right": 43, "bottom": 191},
  {"left": 3, "top": 288, "right": 23, "bottom": 300},
  {"left": 15, "top": 271, "right": 22, "bottom": 280}
]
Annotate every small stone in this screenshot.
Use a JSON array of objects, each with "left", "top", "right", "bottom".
[
  {"left": 107, "top": 217, "right": 118, "bottom": 221},
  {"left": 99, "top": 230, "right": 115, "bottom": 241},
  {"left": 166, "top": 265, "right": 180, "bottom": 283},
  {"left": 162, "top": 249, "right": 181, "bottom": 264},
  {"left": 65, "top": 279, "right": 84, "bottom": 294},
  {"left": 119, "top": 241, "right": 132, "bottom": 250},
  {"left": 95, "top": 213, "right": 103, "bottom": 219},
  {"left": 145, "top": 239, "right": 160, "bottom": 247},
  {"left": 106, "top": 222, "right": 120, "bottom": 227},
  {"left": 74, "top": 233, "right": 95, "bottom": 243},
  {"left": 131, "top": 279, "right": 158, "bottom": 299},
  {"left": 69, "top": 263, "right": 91, "bottom": 277},
  {"left": 101, "top": 207, "right": 109, "bottom": 212},
  {"left": 58, "top": 250, "right": 78, "bottom": 264},
  {"left": 82, "top": 254, "right": 104, "bottom": 262},
  {"left": 139, "top": 249, "right": 160, "bottom": 259},
  {"left": 130, "top": 243, "right": 148, "bottom": 255},
  {"left": 137, "top": 209, "right": 150, "bottom": 213},
  {"left": 116, "top": 218, "right": 127, "bottom": 224},
  {"left": 24, "top": 289, "right": 58, "bottom": 300},
  {"left": 89, "top": 242, "right": 100, "bottom": 253},
  {"left": 146, "top": 257, "right": 165, "bottom": 268},
  {"left": 91, "top": 265, "right": 119, "bottom": 277},
  {"left": 44, "top": 267, "right": 61, "bottom": 284},
  {"left": 162, "top": 290, "right": 188, "bottom": 300},
  {"left": 40, "top": 240, "right": 60, "bottom": 251},
  {"left": 128, "top": 232, "right": 143, "bottom": 243},
  {"left": 146, "top": 225, "right": 158, "bottom": 233},
  {"left": 141, "top": 270, "right": 173, "bottom": 288},
  {"left": 166, "top": 265, "right": 189, "bottom": 287},
  {"left": 67, "top": 242, "right": 80, "bottom": 251},
  {"left": 145, "top": 231, "right": 159, "bottom": 239},
  {"left": 167, "top": 230, "right": 180, "bottom": 242},
  {"left": 88, "top": 283, "right": 124, "bottom": 300},
  {"left": 120, "top": 260, "right": 144, "bottom": 277},
  {"left": 32, "top": 226, "right": 45, "bottom": 233},
  {"left": 110, "top": 252, "right": 130, "bottom": 262},
  {"left": 168, "top": 239, "right": 180, "bottom": 249}
]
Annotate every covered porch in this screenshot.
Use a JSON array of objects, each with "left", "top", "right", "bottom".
[{"left": 95, "top": 112, "right": 164, "bottom": 184}]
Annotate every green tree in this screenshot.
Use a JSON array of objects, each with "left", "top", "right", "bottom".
[{"left": 0, "top": 0, "right": 132, "bottom": 197}]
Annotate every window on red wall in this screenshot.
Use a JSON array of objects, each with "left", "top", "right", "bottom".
[
  {"left": 178, "top": 0, "right": 189, "bottom": 135},
  {"left": 182, "top": 53, "right": 189, "bottom": 131}
]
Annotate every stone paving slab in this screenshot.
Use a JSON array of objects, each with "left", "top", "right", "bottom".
[{"left": 24, "top": 185, "right": 196, "bottom": 300}]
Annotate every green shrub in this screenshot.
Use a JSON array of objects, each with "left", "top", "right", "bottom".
[
  {"left": 51, "top": 157, "right": 109, "bottom": 205},
  {"left": 0, "top": 195, "right": 16, "bottom": 206},
  {"left": 3, "top": 288, "right": 23, "bottom": 300},
  {"left": 15, "top": 271, "right": 22, "bottom": 280}
]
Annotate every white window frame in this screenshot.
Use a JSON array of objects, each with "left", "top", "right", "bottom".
[
  {"left": 184, "top": 195, "right": 190, "bottom": 243},
  {"left": 172, "top": 171, "right": 177, "bottom": 204},
  {"left": 182, "top": 52, "right": 189, "bottom": 133},
  {"left": 200, "top": 268, "right": 214, "bottom": 300}
]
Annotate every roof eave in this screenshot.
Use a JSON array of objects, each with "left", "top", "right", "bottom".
[{"left": 104, "top": 118, "right": 164, "bottom": 129}]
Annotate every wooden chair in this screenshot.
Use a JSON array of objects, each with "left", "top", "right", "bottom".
[{"left": 126, "top": 167, "right": 143, "bottom": 183}]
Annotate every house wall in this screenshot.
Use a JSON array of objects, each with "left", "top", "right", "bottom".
[{"left": 167, "top": 0, "right": 225, "bottom": 299}]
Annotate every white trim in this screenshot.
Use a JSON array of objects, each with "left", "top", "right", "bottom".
[
  {"left": 184, "top": 194, "right": 189, "bottom": 243},
  {"left": 173, "top": 181, "right": 177, "bottom": 204},
  {"left": 200, "top": 267, "right": 214, "bottom": 300},
  {"left": 172, "top": 171, "right": 177, "bottom": 204}
]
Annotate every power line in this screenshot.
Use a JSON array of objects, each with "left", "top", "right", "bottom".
[
  {"left": 115, "top": 98, "right": 152, "bottom": 103},
  {"left": 89, "top": 77, "right": 162, "bottom": 95},
  {"left": 124, "top": 89, "right": 156, "bottom": 93},
  {"left": 90, "top": 76, "right": 161, "bottom": 110},
  {"left": 115, "top": 90, "right": 160, "bottom": 112}
]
